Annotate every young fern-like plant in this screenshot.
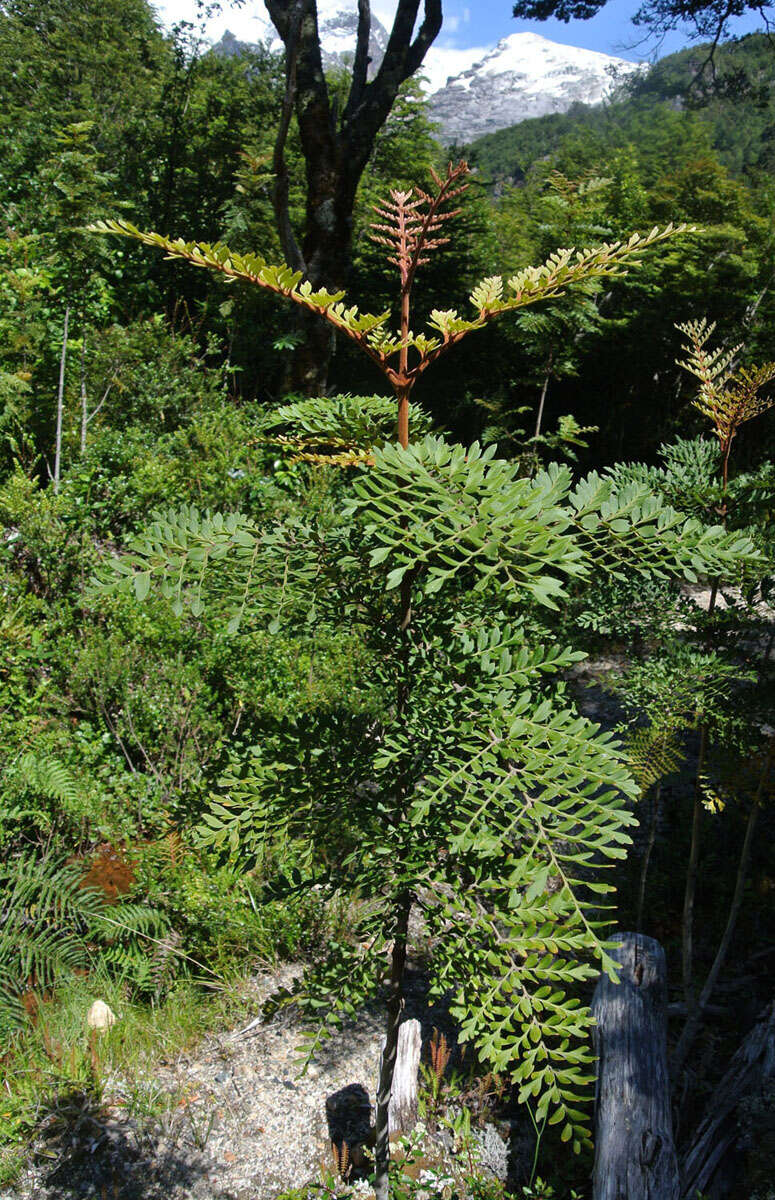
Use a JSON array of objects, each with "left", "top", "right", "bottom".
[
  {"left": 677, "top": 317, "right": 775, "bottom": 501},
  {"left": 92, "top": 165, "right": 758, "bottom": 1194}
]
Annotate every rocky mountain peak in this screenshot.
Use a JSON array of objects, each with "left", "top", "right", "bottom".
[{"left": 212, "top": 5, "right": 644, "bottom": 145}]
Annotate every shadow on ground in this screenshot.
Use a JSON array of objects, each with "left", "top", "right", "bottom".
[{"left": 19, "top": 1086, "right": 216, "bottom": 1200}]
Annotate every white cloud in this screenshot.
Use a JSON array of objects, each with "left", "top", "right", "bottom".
[
  {"left": 152, "top": 1, "right": 486, "bottom": 94},
  {"left": 154, "top": 1, "right": 402, "bottom": 44}
]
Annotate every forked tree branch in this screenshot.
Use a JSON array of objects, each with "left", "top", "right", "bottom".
[
  {"left": 272, "top": 4, "right": 306, "bottom": 273},
  {"left": 346, "top": 0, "right": 442, "bottom": 150},
  {"left": 346, "top": 0, "right": 373, "bottom": 116}
]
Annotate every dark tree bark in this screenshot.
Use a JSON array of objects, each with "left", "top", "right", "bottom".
[
  {"left": 680, "top": 1003, "right": 775, "bottom": 1199},
  {"left": 592, "top": 933, "right": 680, "bottom": 1200},
  {"left": 265, "top": 0, "right": 443, "bottom": 393},
  {"left": 672, "top": 735, "right": 774, "bottom": 1080}
]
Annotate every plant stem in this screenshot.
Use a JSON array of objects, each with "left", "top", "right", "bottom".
[
  {"left": 682, "top": 723, "right": 708, "bottom": 1006},
  {"left": 706, "top": 580, "right": 719, "bottom": 616},
  {"left": 672, "top": 735, "right": 774, "bottom": 1077},
  {"left": 705, "top": 437, "right": 731, "bottom": 618},
  {"left": 54, "top": 304, "right": 70, "bottom": 493},
  {"left": 397, "top": 382, "right": 410, "bottom": 453},
  {"left": 79, "top": 333, "right": 88, "bottom": 454},
  {"left": 637, "top": 779, "right": 662, "bottom": 933},
  {"left": 373, "top": 265, "right": 415, "bottom": 1199},
  {"left": 526, "top": 1102, "right": 546, "bottom": 1187},
  {"left": 534, "top": 351, "right": 553, "bottom": 439},
  {"left": 374, "top": 892, "right": 411, "bottom": 1200}
]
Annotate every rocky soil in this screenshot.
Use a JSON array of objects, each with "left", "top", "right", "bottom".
[
  {"left": 4, "top": 966, "right": 377, "bottom": 1200},
  {"left": 3, "top": 965, "right": 508, "bottom": 1200}
]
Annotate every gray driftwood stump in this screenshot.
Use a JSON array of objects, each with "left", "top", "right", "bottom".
[
  {"left": 326, "top": 1017, "right": 422, "bottom": 1175},
  {"left": 388, "top": 1018, "right": 422, "bottom": 1134},
  {"left": 592, "top": 932, "right": 680, "bottom": 1200}
]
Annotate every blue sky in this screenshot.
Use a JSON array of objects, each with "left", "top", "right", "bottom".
[
  {"left": 436, "top": 0, "right": 766, "bottom": 61},
  {"left": 158, "top": 0, "right": 768, "bottom": 67}
]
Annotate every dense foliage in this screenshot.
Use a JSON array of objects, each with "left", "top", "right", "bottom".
[{"left": 1, "top": 3, "right": 774, "bottom": 1196}]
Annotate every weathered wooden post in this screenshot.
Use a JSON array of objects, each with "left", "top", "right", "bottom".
[
  {"left": 592, "top": 932, "right": 680, "bottom": 1200},
  {"left": 326, "top": 1017, "right": 422, "bottom": 1177},
  {"left": 388, "top": 1018, "right": 422, "bottom": 1134}
]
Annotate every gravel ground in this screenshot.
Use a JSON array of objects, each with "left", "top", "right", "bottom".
[
  {"left": 4, "top": 965, "right": 388, "bottom": 1200},
  {"left": 3, "top": 965, "right": 474, "bottom": 1200}
]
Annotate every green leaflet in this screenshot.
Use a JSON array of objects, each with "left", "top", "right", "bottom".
[{"left": 345, "top": 436, "right": 759, "bottom": 608}]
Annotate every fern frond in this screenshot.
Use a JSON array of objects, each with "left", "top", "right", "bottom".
[
  {"left": 402, "top": 651, "right": 639, "bottom": 1146},
  {"left": 13, "top": 752, "right": 81, "bottom": 805},
  {"left": 0, "top": 854, "right": 172, "bottom": 1025},
  {"left": 89, "top": 219, "right": 390, "bottom": 354},
  {"left": 92, "top": 217, "right": 692, "bottom": 384},
  {"left": 262, "top": 394, "right": 434, "bottom": 463},
  {"left": 624, "top": 727, "right": 685, "bottom": 796},
  {"left": 0, "top": 856, "right": 102, "bottom": 1023}
]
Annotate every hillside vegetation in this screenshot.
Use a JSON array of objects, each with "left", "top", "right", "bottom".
[{"left": 1, "top": 4, "right": 774, "bottom": 1197}]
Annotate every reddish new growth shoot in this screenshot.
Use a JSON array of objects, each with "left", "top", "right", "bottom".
[
  {"left": 368, "top": 161, "right": 470, "bottom": 448},
  {"left": 93, "top": 169, "right": 690, "bottom": 453}
]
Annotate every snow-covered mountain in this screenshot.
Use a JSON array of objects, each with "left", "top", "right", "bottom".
[
  {"left": 428, "top": 33, "right": 643, "bottom": 143},
  {"left": 212, "top": 3, "right": 644, "bottom": 144}
]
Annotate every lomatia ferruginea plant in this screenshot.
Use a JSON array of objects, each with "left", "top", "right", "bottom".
[
  {"left": 677, "top": 317, "right": 775, "bottom": 499},
  {"left": 92, "top": 168, "right": 761, "bottom": 1198}
]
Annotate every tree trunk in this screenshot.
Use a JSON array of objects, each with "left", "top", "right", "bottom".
[
  {"left": 79, "top": 334, "right": 88, "bottom": 454},
  {"left": 680, "top": 1003, "right": 775, "bottom": 1199},
  {"left": 286, "top": 147, "right": 361, "bottom": 394},
  {"left": 672, "top": 735, "right": 774, "bottom": 1079},
  {"left": 682, "top": 724, "right": 707, "bottom": 1006},
  {"left": 374, "top": 894, "right": 412, "bottom": 1200},
  {"left": 637, "top": 780, "right": 662, "bottom": 933},
  {"left": 265, "top": 0, "right": 442, "bottom": 395},
  {"left": 54, "top": 305, "right": 70, "bottom": 494},
  {"left": 534, "top": 352, "right": 553, "bottom": 439},
  {"left": 592, "top": 932, "right": 680, "bottom": 1200},
  {"left": 290, "top": 307, "right": 337, "bottom": 395}
]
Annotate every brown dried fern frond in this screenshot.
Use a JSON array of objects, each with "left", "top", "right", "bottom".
[
  {"left": 331, "top": 1139, "right": 350, "bottom": 1179},
  {"left": 428, "top": 1027, "right": 451, "bottom": 1085}
]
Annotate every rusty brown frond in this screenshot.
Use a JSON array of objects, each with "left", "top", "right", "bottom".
[
  {"left": 677, "top": 318, "right": 775, "bottom": 451},
  {"left": 368, "top": 161, "right": 470, "bottom": 292},
  {"left": 332, "top": 1139, "right": 350, "bottom": 1179},
  {"left": 429, "top": 1027, "right": 451, "bottom": 1084}
]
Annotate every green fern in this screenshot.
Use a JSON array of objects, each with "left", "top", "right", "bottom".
[
  {"left": 263, "top": 393, "right": 434, "bottom": 464},
  {"left": 0, "top": 854, "right": 170, "bottom": 1038},
  {"left": 0, "top": 751, "right": 101, "bottom": 847}
]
